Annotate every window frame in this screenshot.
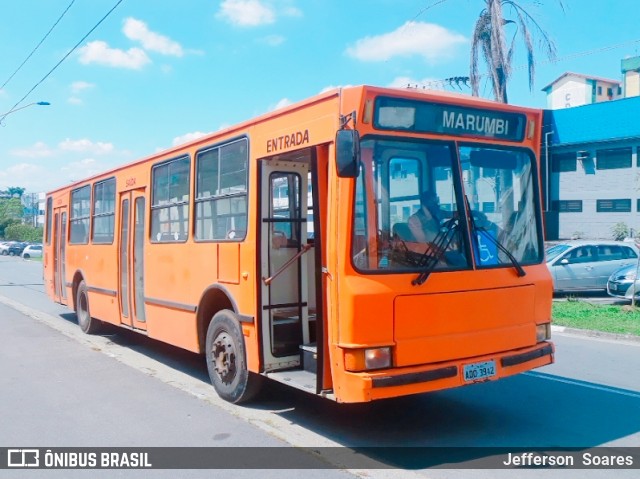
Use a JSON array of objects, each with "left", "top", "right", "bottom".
[
  {"left": 194, "top": 136, "right": 249, "bottom": 242},
  {"left": 596, "top": 147, "right": 632, "bottom": 170},
  {"left": 91, "top": 177, "right": 116, "bottom": 245},
  {"left": 150, "top": 155, "right": 191, "bottom": 243},
  {"left": 69, "top": 185, "right": 91, "bottom": 245},
  {"left": 596, "top": 198, "right": 632, "bottom": 213},
  {"left": 45, "top": 196, "right": 53, "bottom": 245}
]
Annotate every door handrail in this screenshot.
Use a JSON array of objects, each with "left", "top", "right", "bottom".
[{"left": 262, "top": 243, "right": 312, "bottom": 286}]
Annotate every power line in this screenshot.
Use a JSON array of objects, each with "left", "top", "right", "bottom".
[
  {"left": 410, "top": 0, "right": 452, "bottom": 22},
  {"left": 0, "top": 0, "right": 126, "bottom": 123},
  {"left": 1, "top": 0, "right": 76, "bottom": 91},
  {"left": 412, "top": 38, "right": 640, "bottom": 91}
]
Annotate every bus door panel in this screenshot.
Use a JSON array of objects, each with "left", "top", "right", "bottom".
[
  {"left": 52, "top": 208, "right": 68, "bottom": 305},
  {"left": 118, "top": 190, "right": 147, "bottom": 330},
  {"left": 260, "top": 161, "right": 311, "bottom": 370}
]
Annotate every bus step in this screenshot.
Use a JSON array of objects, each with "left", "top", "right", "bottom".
[
  {"left": 299, "top": 343, "right": 317, "bottom": 373},
  {"left": 266, "top": 369, "right": 316, "bottom": 393}
]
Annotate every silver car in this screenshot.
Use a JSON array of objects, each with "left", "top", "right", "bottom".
[
  {"left": 607, "top": 263, "right": 640, "bottom": 299},
  {"left": 546, "top": 241, "right": 639, "bottom": 293}
]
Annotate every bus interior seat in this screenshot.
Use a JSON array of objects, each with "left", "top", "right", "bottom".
[{"left": 392, "top": 222, "right": 416, "bottom": 242}]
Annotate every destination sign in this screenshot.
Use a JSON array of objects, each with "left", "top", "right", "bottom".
[{"left": 374, "top": 97, "right": 526, "bottom": 142}]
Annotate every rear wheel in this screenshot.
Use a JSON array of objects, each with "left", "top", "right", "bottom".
[
  {"left": 205, "top": 310, "right": 261, "bottom": 403},
  {"left": 76, "top": 280, "right": 106, "bottom": 334}
]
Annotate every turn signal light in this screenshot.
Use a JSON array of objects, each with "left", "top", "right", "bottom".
[
  {"left": 345, "top": 347, "right": 392, "bottom": 372},
  {"left": 536, "top": 323, "right": 551, "bottom": 342}
]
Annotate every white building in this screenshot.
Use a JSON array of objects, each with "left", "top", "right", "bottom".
[{"left": 542, "top": 72, "right": 622, "bottom": 110}]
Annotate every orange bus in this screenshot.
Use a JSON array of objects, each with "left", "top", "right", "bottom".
[{"left": 44, "top": 85, "right": 554, "bottom": 404}]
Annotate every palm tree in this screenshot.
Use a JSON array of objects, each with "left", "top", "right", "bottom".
[{"left": 470, "top": 0, "right": 563, "bottom": 103}]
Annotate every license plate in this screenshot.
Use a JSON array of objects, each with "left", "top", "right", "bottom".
[{"left": 463, "top": 360, "right": 496, "bottom": 382}]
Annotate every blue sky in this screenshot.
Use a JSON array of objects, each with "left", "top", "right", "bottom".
[{"left": 1, "top": 0, "right": 639, "bottom": 193}]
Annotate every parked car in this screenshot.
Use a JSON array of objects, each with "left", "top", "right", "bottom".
[
  {"left": 607, "top": 263, "right": 640, "bottom": 299},
  {"left": 6, "top": 242, "right": 28, "bottom": 256},
  {"left": 545, "top": 240, "right": 639, "bottom": 293},
  {"left": 21, "top": 244, "right": 43, "bottom": 259},
  {"left": 0, "top": 241, "right": 16, "bottom": 255}
]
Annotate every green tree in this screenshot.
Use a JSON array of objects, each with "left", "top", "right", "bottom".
[
  {"left": 470, "top": 0, "right": 564, "bottom": 103},
  {"left": 4, "top": 224, "right": 43, "bottom": 242},
  {"left": 6, "top": 186, "right": 25, "bottom": 198},
  {"left": 0, "top": 197, "right": 24, "bottom": 238}
]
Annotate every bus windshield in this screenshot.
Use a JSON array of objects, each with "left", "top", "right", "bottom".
[{"left": 352, "top": 137, "right": 543, "bottom": 274}]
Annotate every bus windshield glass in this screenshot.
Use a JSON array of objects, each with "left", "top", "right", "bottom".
[{"left": 352, "top": 138, "right": 543, "bottom": 273}]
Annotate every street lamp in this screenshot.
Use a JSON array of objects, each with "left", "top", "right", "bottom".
[{"left": 0, "top": 101, "right": 50, "bottom": 125}]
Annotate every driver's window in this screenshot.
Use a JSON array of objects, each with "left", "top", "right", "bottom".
[
  {"left": 389, "top": 157, "right": 420, "bottom": 230},
  {"left": 566, "top": 246, "right": 595, "bottom": 264}
]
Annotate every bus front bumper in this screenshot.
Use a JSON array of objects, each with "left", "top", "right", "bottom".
[{"left": 338, "top": 341, "right": 554, "bottom": 403}]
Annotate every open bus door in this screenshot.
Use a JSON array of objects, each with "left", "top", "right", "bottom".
[
  {"left": 52, "top": 207, "right": 68, "bottom": 305},
  {"left": 118, "top": 189, "right": 147, "bottom": 331},
  {"left": 259, "top": 158, "right": 319, "bottom": 390}
]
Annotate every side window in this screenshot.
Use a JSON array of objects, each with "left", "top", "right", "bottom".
[
  {"left": 92, "top": 178, "right": 116, "bottom": 244},
  {"left": 622, "top": 246, "right": 638, "bottom": 259},
  {"left": 597, "top": 245, "right": 623, "bottom": 261},
  {"left": 195, "top": 138, "right": 248, "bottom": 241},
  {"left": 151, "top": 156, "right": 190, "bottom": 242},
  {"left": 70, "top": 185, "right": 91, "bottom": 244},
  {"left": 45, "top": 197, "right": 53, "bottom": 245},
  {"left": 566, "top": 246, "right": 595, "bottom": 264}
]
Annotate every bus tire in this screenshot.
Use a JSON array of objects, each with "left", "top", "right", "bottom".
[
  {"left": 76, "top": 280, "right": 105, "bottom": 334},
  {"left": 205, "top": 310, "right": 261, "bottom": 404}
]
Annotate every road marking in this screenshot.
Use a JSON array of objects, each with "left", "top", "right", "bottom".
[{"left": 524, "top": 371, "right": 640, "bottom": 399}]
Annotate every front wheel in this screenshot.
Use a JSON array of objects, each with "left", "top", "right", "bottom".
[
  {"left": 23, "top": 254, "right": 30, "bottom": 259},
  {"left": 205, "top": 310, "right": 261, "bottom": 404}
]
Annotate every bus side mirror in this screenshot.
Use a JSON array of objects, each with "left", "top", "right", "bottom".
[{"left": 335, "top": 130, "right": 360, "bottom": 178}]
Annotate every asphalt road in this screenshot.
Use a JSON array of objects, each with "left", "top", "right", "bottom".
[{"left": 1, "top": 255, "right": 639, "bottom": 478}]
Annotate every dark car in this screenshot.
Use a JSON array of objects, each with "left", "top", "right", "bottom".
[{"left": 6, "top": 242, "right": 28, "bottom": 256}]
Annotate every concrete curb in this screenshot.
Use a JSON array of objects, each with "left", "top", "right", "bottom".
[{"left": 551, "top": 324, "right": 640, "bottom": 343}]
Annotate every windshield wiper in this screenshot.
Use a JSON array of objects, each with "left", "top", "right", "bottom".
[
  {"left": 412, "top": 219, "right": 459, "bottom": 286},
  {"left": 469, "top": 213, "right": 526, "bottom": 277}
]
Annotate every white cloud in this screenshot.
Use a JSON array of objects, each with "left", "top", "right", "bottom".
[
  {"left": 217, "top": 0, "right": 276, "bottom": 26},
  {"left": 346, "top": 22, "right": 467, "bottom": 63},
  {"left": 172, "top": 131, "right": 210, "bottom": 146},
  {"left": 68, "top": 97, "right": 83, "bottom": 105},
  {"left": 71, "top": 81, "right": 95, "bottom": 93},
  {"left": 262, "top": 34, "right": 285, "bottom": 46},
  {"left": 123, "top": 18, "right": 184, "bottom": 57},
  {"left": 388, "top": 76, "right": 445, "bottom": 89},
  {"left": 78, "top": 40, "right": 151, "bottom": 69},
  {"left": 319, "top": 84, "right": 353, "bottom": 93},
  {"left": 272, "top": 98, "right": 292, "bottom": 110},
  {"left": 58, "top": 138, "right": 115, "bottom": 155},
  {"left": 9, "top": 142, "right": 54, "bottom": 158},
  {"left": 60, "top": 158, "right": 102, "bottom": 182}
]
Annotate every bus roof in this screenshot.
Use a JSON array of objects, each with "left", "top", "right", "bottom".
[{"left": 46, "top": 84, "right": 541, "bottom": 195}]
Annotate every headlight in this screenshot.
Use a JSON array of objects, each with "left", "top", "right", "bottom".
[{"left": 536, "top": 323, "right": 551, "bottom": 342}]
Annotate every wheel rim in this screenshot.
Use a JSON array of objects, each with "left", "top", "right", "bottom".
[{"left": 211, "top": 331, "right": 237, "bottom": 385}]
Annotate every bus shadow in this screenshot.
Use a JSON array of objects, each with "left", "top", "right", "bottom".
[
  {"left": 57, "top": 311, "right": 211, "bottom": 382},
  {"left": 52, "top": 312, "right": 640, "bottom": 468},
  {"left": 270, "top": 373, "right": 640, "bottom": 468}
]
